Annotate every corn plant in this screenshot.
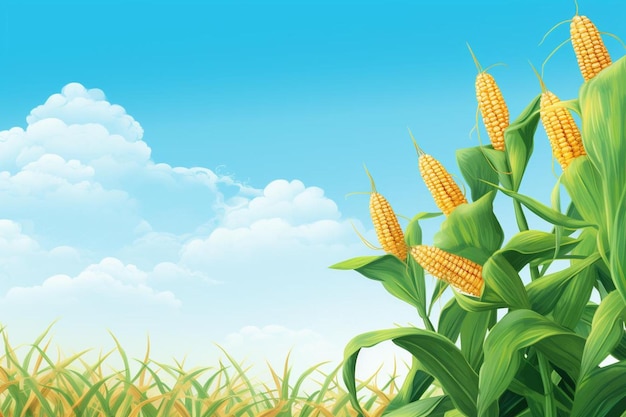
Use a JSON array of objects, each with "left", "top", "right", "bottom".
[{"left": 331, "top": 13, "right": 626, "bottom": 417}]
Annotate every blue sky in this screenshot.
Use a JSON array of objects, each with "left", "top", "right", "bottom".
[{"left": 0, "top": 0, "right": 623, "bottom": 386}]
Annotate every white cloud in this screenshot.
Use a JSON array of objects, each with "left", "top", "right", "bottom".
[
  {"left": 0, "top": 220, "right": 85, "bottom": 288},
  {"left": 223, "top": 179, "right": 341, "bottom": 228},
  {"left": 2, "top": 257, "right": 181, "bottom": 314},
  {"left": 27, "top": 83, "right": 144, "bottom": 142},
  {"left": 0, "top": 82, "right": 411, "bottom": 382}
]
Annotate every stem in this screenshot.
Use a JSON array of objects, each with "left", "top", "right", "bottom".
[
  {"left": 417, "top": 307, "right": 435, "bottom": 332},
  {"left": 515, "top": 193, "right": 554, "bottom": 414},
  {"left": 538, "top": 352, "right": 557, "bottom": 417},
  {"left": 513, "top": 199, "right": 540, "bottom": 280}
]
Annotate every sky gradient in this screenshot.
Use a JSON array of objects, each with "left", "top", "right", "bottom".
[{"left": 0, "top": 0, "right": 623, "bottom": 387}]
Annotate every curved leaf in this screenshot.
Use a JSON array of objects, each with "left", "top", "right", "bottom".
[
  {"left": 579, "top": 291, "right": 626, "bottom": 381},
  {"left": 478, "top": 310, "right": 585, "bottom": 415},
  {"left": 482, "top": 254, "right": 531, "bottom": 309},
  {"left": 526, "top": 253, "right": 600, "bottom": 315},
  {"left": 384, "top": 358, "right": 434, "bottom": 415},
  {"left": 503, "top": 94, "right": 541, "bottom": 192},
  {"left": 433, "top": 191, "right": 504, "bottom": 265},
  {"left": 437, "top": 298, "right": 466, "bottom": 342},
  {"left": 579, "top": 54, "right": 626, "bottom": 247},
  {"left": 330, "top": 255, "right": 421, "bottom": 309},
  {"left": 498, "top": 230, "right": 579, "bottom": 271},
  {"left": 553, "top": 229, "right": 601, "bottom": 329},
  {"left": 342, "top": 327, "right": 482, "bottom": 417},
  {"left": 483, "top": 148, "right": 512, "bottom": 190},
  {"left": 571, "top": 363, "right": 626, "bottom": 417},
  {"left": 461, "top": 310, "right": 493, "bottom": 370},
  {"left": 610, "top": 188, "right": 626, "bottom": 305},
  {"left": 561, "top": 156, "right": 606, "bottom": 230},
  {"left": 404, "top": 212, "right": 442, "bottom": 247},
  {"left": 485, "top": 183, "right": 595, "bottom": 230},
  {"left": 456, "top": 146, "right": 500, "bottom": 202},
  {"left": 383, "top": 395, "right": 454, "bottom": 417}
]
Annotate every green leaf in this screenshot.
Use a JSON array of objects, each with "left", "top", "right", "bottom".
[
  {"left": 553, "top": 229, "right": 602, "bottom": 329},
  {"left": 498, "top": 230, "right": 580, "bottom": 272},
  {"left": 461, "top": 310, "right": 493, "bottom": 370},
  {"left": 610, "top": 188, "right": 626, "bottom": 305},
  {"left": 342, "top": 327, "right": 485, "bottom": 417},
  {"left": 579, "top": 291, "right": 626, "bottom": 382},
  {"left": 483, "top": 148, "right": 513, "bottom": 190},
  {"left": 487, "top": 182, "right": 596, "bottom": 230},
  {"left": 403, "top": 214, "right": 429, "bottom": 316},
  {"left": 503, "top": 94, "right": 541, "bottom": 192},
  {"left": 384, "top": 396, "right": 455, "bottom": 417},
  {"left": 561, "top": 156, "right": 605, "bottom": 230},
  {"left": 454, "top": 290, "right": 507, "bottom": 312},
  {"left": 482, "top": 254, "right": 531, "bottom": 309},
  {"left": 384, "top": 359, "right": 435, "bottom": 415},
  {"left": 437, "top": 298, "right": 466, "bottom": 342},
  {"left": 526, "top": 252, "right": 601, "bottom": 315},
  {"left": 330, "top": 255, "right": 422, "bottom": 309},
  {"left": 404, "top": 212, "right": 442, "bottom": 247},
  {"left": 478, "top": 310, "right": 585, "bottom": 415},
  {"left": 329, "top": 256, "right": 382, "bottom": 270},
  {"left": 434, "top": 191, "right": 504, "bottom": 265},
  {"left": 456, "top": 146, "right": 500, "bottom": 202},
  {"left": 579, "top": 54, "right": 626, "bottom": 246},
  {"left": 571, "top": 363, "right": 626, "bottom": 417}
]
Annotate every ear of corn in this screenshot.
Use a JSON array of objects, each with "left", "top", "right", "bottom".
[
  {"left": 410, "top": 245, "right": 483, "bottom": 297},
  {"left": 366, "top": 168, "right": 408, "bottom": 261},
  {"left": 418, "top": 153, "right": 467, "bottom": 216},
  {"left": 570, "top": 15, "right": 611, "bottom": 81},
  {"left": 476, "top": 72, "right": 509, "bottom": 151},
  {"left": 540, "top": 90, "right": 586, "bottom": 169}
]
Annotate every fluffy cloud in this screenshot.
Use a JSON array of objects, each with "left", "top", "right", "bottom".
[
  {"left": 0, "top": 83, "right": 263, "bottom": 249},
  {"left": 0, "top": 83, "right": 404, "bottom": 380},
  {"left": 0, "top": 219, "right": 84, "bottom": 289},
  {"left": 2, "top": 257, "right": 181, "bottom": 315},
  {"left": 27, "top": 83, "right": 144, "bottom": 142},
  {"left": 223, "top": 179, "right": 341, "bottom": 228}
]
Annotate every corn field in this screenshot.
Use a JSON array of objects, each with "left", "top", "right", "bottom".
[
  {"left": 332, "top": 11, "right": 626, "bottom": 417},
  {"left": 1, "top": 8, "right": 625, "bottom": 417}
]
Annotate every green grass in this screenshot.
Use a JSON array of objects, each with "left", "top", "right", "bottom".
[{"left": 0, "top": 323, "right": 410, "bottom": 417}]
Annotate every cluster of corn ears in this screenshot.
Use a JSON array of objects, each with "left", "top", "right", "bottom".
[{"left": 332, "top": 11, "right": 626, "bottom": 417}]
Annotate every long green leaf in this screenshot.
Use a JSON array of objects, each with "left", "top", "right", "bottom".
[
  {"left": 478, "top": 310, "right": 585, "bottom": 415},
  {"left": 610, "top": 188, "right": 626, "bottom": 305},
  {"left": 498, "top": 230, "right": 579, "bottom": 272},
  {"left": 571, "top": 363, "right": 626, "bottom": 417},
  {"left": 384, "top": 395, "right": 454, "bottom": 417},
  {"left": 503, "top": 94, "right": 541, "bottom": 192},
  {"left": 330, "top": 255, "right": 420, "bottom": 309},
  {"left": 579, "top": 54, "right": 626, "bottom": 246},
  {"left": 484, "top": 182, "right": 595, "bottom": 230},
  {"left": 343, "top": 327, "right": 484, "bottom": 417},
  {"left": 460, "top": 310, "right": 493, "bottom": 370},
  {"left": 456, "top": 146, "right": 500, "bottom": 202},
  {"left": 482, "top": 254, "right": 531, "bottom": 309},
  {"left": 579, "top": 291, "right": 626, "bottom": 381},
  {"left": 561, "top": 156, "right": 605, "bottom": 230},
  {"left": 526, "top": 252, "right": 600, "bottom": 315}
]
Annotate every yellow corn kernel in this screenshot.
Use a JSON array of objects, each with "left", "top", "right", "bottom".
[
  {"left": 476, "top": 72, "right": 509, "bottom": 151},
  {"left": 540, "top": 90, "right": 586, "bottom": 170},
  {"left": 570, "top": 15, "right": 611, "bottom": 81},
  {"left": 411, "top": 245, "right": 483, "bottom": 297},
  {"left": 366, "top": 167, "right": 407, "bottom": 261}
]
